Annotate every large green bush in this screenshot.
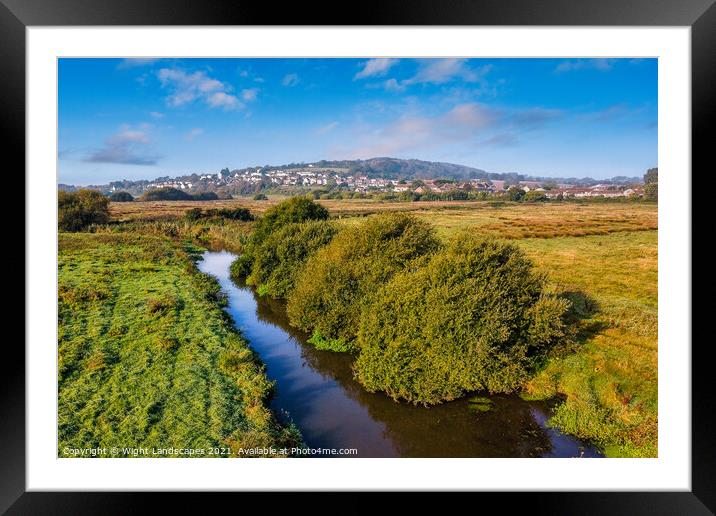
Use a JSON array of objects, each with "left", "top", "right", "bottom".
[
  {"left": 108, "top": 191, "right": 133, "bottom": 202},
  {"left": 192, "top": 191, "right": 220, "bottom": 201},
  {"left": 252, "top": 196, "right": 329, "bottom": 245},
  {"left": 246, "top": 220, "right": 338, "bottom": 299},
  {"left": 354, "top": 234, "right": 571, "bottom": 405},
  {"left": 185, "top": 207, "right": 254, "bottom": 222},
  {"left": 141, "top": 187, "right": 194, "bottom": 201},
  {"left": 232, "top": 197, "right": 329, "bottom": 278},
  {"left": 58, "top": 189, "right": 110, "bottom": 231},
  {"left": 286, "top": 212, "right": 439, "bottom": 349}
]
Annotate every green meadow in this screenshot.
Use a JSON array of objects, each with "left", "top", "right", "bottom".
[{"left": 58, "top": 232, "right": 300, "bottom": 457}]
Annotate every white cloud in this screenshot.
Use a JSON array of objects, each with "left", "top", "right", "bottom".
[
  {"left": 383, "top": 78, "right": 406, "bottom": 92},
  {"left": 370, "top": 59, "right": 491, "bottom": 92},
  {"left": 340, "top": 101, "right": 558, "bottom": 158},
  {"left": 206, "top": 92, "right": 242, "bottom": 110},
  {"left": 443, "top": 103, "right": 488, "bottom": 125},
  {"left": 345, "top": 103, "right": 500, "bottom": 157},
  {"left": 480, "top": 133, "right": 520, "bottom": 147},
  {"left": 354, "top": 58, "right": 399, "bottom": 80},
  {"left": 404, "top": 59, "right": 491, "bottom": 85},
  {"left": 282, "top": 73, "right": 300, "bottom": 87},
  {"left": 510, "top": 107, "right": 562, "bottom": 128},
  {"left": 184, "top": 128, "right": 205, "bottom": 141},
  {"left": 107, "top": 127, "right": 150, "bottom": 145},
  {"left": 157, "top": 68, "right": 242, "bottom": 110},
  {"left": 316, "top": 121, "right": 339, "bottom": 135},
  {"left": 118, "top": 58, "right": 160, "bottom": 69},
  {"left": 241, "top": 88, "right": 259, "bottom": 101},
  {"left": 85, "top": 124, "right": 159, "bottom": 165},
  {"left": 555, "top": 59, "right": 615, "bottom": 73},
  {"left": 149, "top": 111, "right": 164, "bottom": 119}
]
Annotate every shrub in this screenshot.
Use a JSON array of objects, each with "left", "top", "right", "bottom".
[
  {"left": 286, "top": 212, "right": 439, "bottom": 345},
  {"left": 246, "top": 220, "right": 338, "bottom": 299},
  {"left": 109, "top": 191, "right": 134, "bottom": 202},
  {"left": 524, "top": 190, "right": 548, "bottom": 202},
  {"left": 232, "top": 197, "right": 329, "bottom": 279},
  {"left": 353, "top": 234, "right": 571, "bottom": 405},
  {"left": 251, "top": 197, "right": 329, "bottom": 246},
  {"left": 506, "top": 187, "right": 526, "bottom": 201},
  {"left": 58, "top": 189, "right": 110, "bottom": 231},
  {"left": 213, "top": 208, "right": 253, "bottom": 221},
  {"left": 644, "top": 182, "right": 657, "bottom": 202},
  {"left": 192, "top": 191, "right": 220, "bottom": 201},
  {"left": 141, "top": 187, "right": 193, "bottom": 201},
  {"left": 253, "top": 193, "right": 268, "bottom": 200},
  {"left": 185, "top": 208, "right": 254, "bottom": 222},
  {"left": 185, "top": 208, "right": 203, "bottom": 221}
]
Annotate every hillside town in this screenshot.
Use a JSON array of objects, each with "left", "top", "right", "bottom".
[{"left": 110, "top": 165, "right": 644, "bottom": 199}]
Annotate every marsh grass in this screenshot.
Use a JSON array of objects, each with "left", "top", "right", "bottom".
[
  {"left": 58, "top": 232, "right": 301, "bottom": 457},
  {"left": 518, "top": 231, "right": 658, "bottom": 457}
]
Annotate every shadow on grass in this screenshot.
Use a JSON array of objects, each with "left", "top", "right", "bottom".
[{"left": 559, "top": 290, "right": 609, "bottom": 344}]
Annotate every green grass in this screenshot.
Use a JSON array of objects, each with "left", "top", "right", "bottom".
[
  {"left": 58, "top": 232, "right": 300, "bottom": 457},
  {"left": 306, "top": 330, "right": 355, "bottom": 353},
  {"left": 94, "top": 219, "right": 253, "bottom": 254},
  {"left": 518, "top": 231, "right": 658, "bottom": 457}
]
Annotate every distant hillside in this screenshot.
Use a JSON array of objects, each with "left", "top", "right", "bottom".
[
  {"left": 272, "top": 158, "right": 641, "bottom": 184},
  {"left": 59, "top": 157, "right": 644, "bottom": 194},
  {"left": 310, "top": 158, "right": 490, "bottom": 180}
]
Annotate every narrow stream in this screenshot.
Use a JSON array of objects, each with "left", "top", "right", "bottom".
[{"left": 198, "top": 250, "right": 603, "bottom": 458}]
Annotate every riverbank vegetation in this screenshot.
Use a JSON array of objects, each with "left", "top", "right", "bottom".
[
  {"left": 233, "top": 200, "right": 567, "bottom": 399},
  {"left": 227, "top": 197, "right": 657, "bottom": 457},
  {"left": 59, "top": 189, "right": 110, "bottom": 231},
  {"left": 244, "top": 220, "right": 338, "bottom": 299},
  {"left": 287, "top": 213, "right": 440, "bottom": 350},
  {"left": 58, "top": 232, "right": 301, "bottom": 457},
  {"left": 229, "top": 197, "right": 329, "bottom": 278},
  {"left": 60, "top": 194, "right": 657, "bottom": 457},
  {"left": 355, "top": 235, "right": 571, "bottom": 404}
]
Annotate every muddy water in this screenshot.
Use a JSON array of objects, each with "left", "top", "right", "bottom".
[{"left": 198, "top": 250, "right": 602, "bottom": 458}]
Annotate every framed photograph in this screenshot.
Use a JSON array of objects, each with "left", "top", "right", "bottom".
[{"left": 5, "top": 0, "right": 712, "bottom": 511}]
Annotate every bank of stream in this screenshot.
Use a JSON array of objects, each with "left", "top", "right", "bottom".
[{"left": 198, "top": 250, "right": 602, "bottom": 458}]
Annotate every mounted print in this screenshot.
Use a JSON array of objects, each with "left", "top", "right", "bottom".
[
  {"left": 57, "top": 56, "right": 658, "bottom": 459},
  {"left": 12, "top": 12, "right": 706, "bottom": 505}
]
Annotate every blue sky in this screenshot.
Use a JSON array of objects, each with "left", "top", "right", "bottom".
[{"left": 58, "top": 58, "right": 657, "bottom": 184}]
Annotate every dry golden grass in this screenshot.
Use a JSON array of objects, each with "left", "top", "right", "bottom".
[
  {"left": 110, "top": 199, "right": 268, "bottom": 221},
  {"left": 111, "top": 198, "right": 499, "bottom": 221},
  {"left": 518, "top": 230, "right": 658, "bottom": 457},
  {"left": 112, "top": 198, "right": 656, "bottom": 241},
  {"left": 411, "top": 203, "right": 657, "bottom": 239},
  {"left": 333, "top": 201, "right": 657, "bottom": 239}
]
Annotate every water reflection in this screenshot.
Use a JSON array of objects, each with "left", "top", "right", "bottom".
[{"left": 199, "top": 251, "right": 602, "bottom": 458}]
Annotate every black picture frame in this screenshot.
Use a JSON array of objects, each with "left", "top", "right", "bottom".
[{"left": 3, "top": 0, "right": 711, "bottom": 512}]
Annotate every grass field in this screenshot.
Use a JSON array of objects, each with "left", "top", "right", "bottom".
[
  {"left": 110, "top": 198, "right": 657, "bottom": 237},
  {"left": 519, "top": 231, "right": 657, "bottom": 457},
  {"left": 86, "top": 198, "right": 658, "bottom": 456},
  {"left": 58, "top": 232, "right": 300, "bottom": 457}
]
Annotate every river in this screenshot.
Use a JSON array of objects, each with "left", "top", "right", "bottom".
[{"left": 198, "top": 250, "right": 602, "bottom": 458}]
